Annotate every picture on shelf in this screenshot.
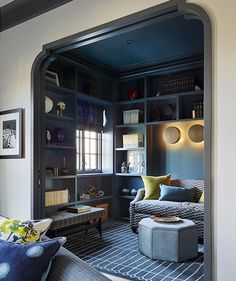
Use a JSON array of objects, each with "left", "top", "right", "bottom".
[
  {"left": 0, "top": 108, "right": 23, "bottom": 159},
  {"left": 45, "top": 70, "right": 60, "bottom": 86}
]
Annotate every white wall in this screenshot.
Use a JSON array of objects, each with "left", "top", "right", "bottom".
[{"left": 0, "top": 0, "right": 236, "bottom": 280}]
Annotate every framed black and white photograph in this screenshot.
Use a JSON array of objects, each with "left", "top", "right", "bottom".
[
  {"left": 0, "top": 108, "right": 23, "bottom": 159},
  {"left": 45, "top": 70, "right": 60, "bottom": 86}
]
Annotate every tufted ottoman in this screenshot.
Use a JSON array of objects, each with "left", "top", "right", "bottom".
[{"left": 138, "top": 218, "right": 198, "bottom": 262}]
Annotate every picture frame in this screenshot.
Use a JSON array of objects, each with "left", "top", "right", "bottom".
[
  {"left": 45, "top": 70, "right": 60, "bottom": 86},
  {"left": 0, "top": 108, "right": 23, "bottom": 159}
]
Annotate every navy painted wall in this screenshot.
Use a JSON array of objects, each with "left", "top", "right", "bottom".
[{"left": 147, "top": 120, "right": 204, "bottom": 180}]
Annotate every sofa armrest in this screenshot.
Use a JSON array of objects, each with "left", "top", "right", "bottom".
[
  {"left": 47, "top": 246, "right": 111, "bottom": 281},
  {"left": 130, "top": 188, "right": 145, "bottom": 205}
]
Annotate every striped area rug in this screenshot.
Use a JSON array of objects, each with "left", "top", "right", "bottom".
[{"left": 65, "top": 221, "right": 204, "bottom": 281}]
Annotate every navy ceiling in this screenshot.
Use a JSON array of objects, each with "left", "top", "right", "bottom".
[{"left": 63, "top": 15, "right": 203, "bottom": 73}]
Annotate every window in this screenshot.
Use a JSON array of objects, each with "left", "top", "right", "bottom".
[{"left": 76, "top": 129, "right": 102, "bottom": 172}]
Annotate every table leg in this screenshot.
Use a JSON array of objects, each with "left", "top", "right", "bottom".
[{"left": 96, "top": 217, "right": 102, "bottom": 238}]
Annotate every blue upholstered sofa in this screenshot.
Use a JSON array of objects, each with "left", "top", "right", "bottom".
[
  {"left": 129, "top": 179, "right": 204, "bottom": 238},
  {"left": 47, "top": 246, "right": 110, "bottom": 281}
]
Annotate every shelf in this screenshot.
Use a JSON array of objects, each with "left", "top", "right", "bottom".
[
  {"left": 77, "top": 173, "right": 113, "bottom": 178},
  {"left": 146, "top": 118, "right": 203, "bottom": 126},
  {"left": 116, "top": 98, "right": 145, "bottom": 105},
  {"left": 115, "top": 147, "right": 145, "bottom": 151},
  {"left": 46, "top": 83, "right": 76, "bottom": 95},
  {"left": 77, "top": 92, "right": 112, "bottom": 106},
  {"left": 178, "top": 90, "right": 203, "bottom": 97},
  {"left": 116, "top": 123, "right": 145, "bottom": 128},
  {"left": 45, "top": 114, "right": 75, "bottom": 122},
  {"left": 45, "top": 175, "right": 76, "bottom": 179},
  {"left": 119, "top": 195, "right": 135, "bottom": 200},
  {"left": 178, "top": 118, "right": 204, "bottom": 122},
  {"left": 78, "top": 196, "right": 113, "bottom": 204},
  {"left": 147, "top": 90, "right": 203, "bottom": 101},
  {"left": 115, "top": 173, "right": 143, "bottom": 177},
  {"left": 45, "top": 144, "right": 75, "bottom": 150}
]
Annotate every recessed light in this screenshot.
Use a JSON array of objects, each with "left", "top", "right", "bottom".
[{"left": 127, "top": 40, "right": 134, "bottom": 45}]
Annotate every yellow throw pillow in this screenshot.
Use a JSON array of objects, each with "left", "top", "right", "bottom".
[
  {"left": 142, "top": 174, "right": 171, "bottom": 200},
  {"left": 199, "top": 192, "right": 204, "bottom": 203}
]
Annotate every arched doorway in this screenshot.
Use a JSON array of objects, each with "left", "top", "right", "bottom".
[{"left": 32, "top": 1, "right": 212, "bottom": 279}]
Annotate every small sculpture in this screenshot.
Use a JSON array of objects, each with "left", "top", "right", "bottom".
[
  {"left": 127, "top": 89, "right": 138, "bottom": 100},
  {"left": 46, "top": 130, "right": 51, "bottom": 145},
  {"left": 131, "top": 188, "right": 138, "bottom": 196},
  {"left": 121, "top": 161, "right": 127, "bottom": 173},
  {"left": 61, "top": 156, "right": 69, "bottom": 175},
  {"left": 57, "top": 101, "right": 66, "bottom": 116}
]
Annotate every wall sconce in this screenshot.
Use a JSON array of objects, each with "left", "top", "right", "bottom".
[
  {"left": 163, "top": 126, "right": 181, "bottom": 144},
  {"left": 188, "top": 124, "right": 204, "bottom": 143}
]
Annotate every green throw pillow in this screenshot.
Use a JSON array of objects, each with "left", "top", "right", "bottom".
[
  {"left": 199, "top": 192, "right": 204, "bottom": 203},
  {"left": 142, "top": 174, "right": 171, "bottom": 200}
]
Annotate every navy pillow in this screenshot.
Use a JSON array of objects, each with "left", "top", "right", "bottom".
[
  {"left": 0, "top": 237, "right": 65, "bottom": 281},
  {"left": 159, "top": 184, "right": 195, "bottom": 202}
]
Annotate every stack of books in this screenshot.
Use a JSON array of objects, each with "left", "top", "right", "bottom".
[{"left": 67, "top": 205, "right": 91, "bottom": 213}]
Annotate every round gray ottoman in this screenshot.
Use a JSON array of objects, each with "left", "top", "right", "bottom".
[{"left": 138, "top": 218, "right": 198, "bottom": 262}]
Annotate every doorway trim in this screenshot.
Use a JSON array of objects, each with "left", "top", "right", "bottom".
[{"left": 32, "top": 0, "right": 212, "bottom": 279}]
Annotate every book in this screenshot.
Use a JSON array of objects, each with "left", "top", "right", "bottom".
[{"left": 67, "top": 205, "right": 91, "bottom": 213}]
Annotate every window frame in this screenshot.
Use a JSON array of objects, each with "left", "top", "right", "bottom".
[{"left": 76, "top": 129, "right": 102, "bottom": 174}]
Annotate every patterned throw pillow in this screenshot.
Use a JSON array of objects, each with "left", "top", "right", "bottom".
[
  {"left": 0, "top": 237, "right": 65, "bottom": 281},
  {"left": 0, "top": 218, "right": 52, "bottom": 243}
]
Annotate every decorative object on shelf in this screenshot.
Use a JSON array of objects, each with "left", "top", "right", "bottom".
[
  {"left": 127, "top": 162, "right": 131, "bottom": 173},
  {"left": 45, "top": 167, "right": 54, "bottom": 176},
  {"left": 53, "top": 167, "right": 59, "bottom": 176},
  {"left": 0, "top": 108, "right": 23, "bottom": 159},
  {"left": 192, "top": 102, "right": 204, "bottom": 118},
  {"left": 152, "top": 107, "right": 161, "bottom": 121},
  {"left": 46, "top": 130, "right": 51, "bottom": 145},
  {"left": 123, "top": 109, "right": 142, "bottom": 124},
  {"left": 123, "top": 133, "right": 144, "bottom": 148},
  {"left": 45, "top": 189, "right": 69, "bottom": 206},
  {"left": 194, "top": 85, "right": 202, "bottom": 91},
  {"left": 45, "top": 70, "right": 60, "bottom": 86},
  {"left": 141, "top": 161, "right": 145, "bottom": 174},
  {"left": 121, "top": 161, "right": 127, "bottom": 173},
  {"left": 45, "top": 96, "right": 53, "bottom": 113},
  {"left": 121, "top": 188, "right": 130, "bottom": 196},
  {"left": 156, "top": 76, "right": 196, "bottom": 95},
  {"left": 80, "top": 185, "right": 104, "bottom": 200},
  {"left": 130, "top": 188, "right": 138, "bottom": 196},
  {"left": 127, "top": 151, "right": 145, "bottom": 174},
  {"left": 127, "top": 89, "right": 138, "bottom": 100},
  {"left": 164, "top": 104, "right": 175, "bottom": 118},
  {"left": 52, "top": 127, "right": 64, "bottom": 144},
  {"left": 188, "top": 124, "right": 204, "bottom": 143},
  {"left": 56, "top": 101, "right": 66, "bottom": 116},
  {"left": 163, "top": 126, "right": 181, "bottom": 144},
  {"left": 61, "top": 156, "right": 69, "bottom": 175}
]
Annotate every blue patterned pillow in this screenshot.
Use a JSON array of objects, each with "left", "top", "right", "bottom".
[
  {"left": 159, "top": 184, "right": 195, "bottom": 202},
  {"left": 0, "top": 237, "right": 66, "bottom": 281}
]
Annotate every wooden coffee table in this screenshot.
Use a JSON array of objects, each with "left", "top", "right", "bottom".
[{"left": 49, "top": 207, "right": 105, "bottom": 237}]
